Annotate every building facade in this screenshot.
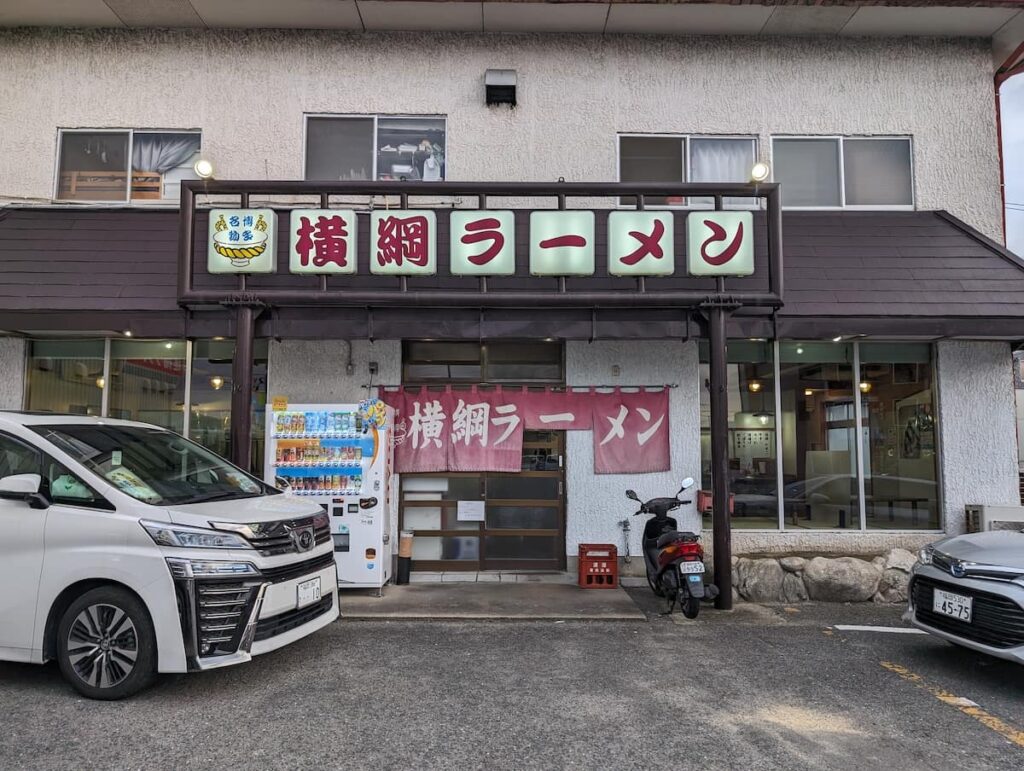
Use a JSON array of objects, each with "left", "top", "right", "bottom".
[{"left": 2, "top": 1, "right": 1024, "bottom": 584}]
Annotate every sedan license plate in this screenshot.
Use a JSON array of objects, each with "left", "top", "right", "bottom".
[
  {"left": 933, "top": 588, "right": 972, "bottom": 622},
  {"left": 679, "top": 561, "right": 705, "bottom": 575},
  {"left": 297, "top": 577, "right": 322, "bottom": 609}
]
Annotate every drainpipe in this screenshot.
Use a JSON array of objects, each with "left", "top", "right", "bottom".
[{"left": 995, "top": 40, "right": 1024, "bottom": 244}]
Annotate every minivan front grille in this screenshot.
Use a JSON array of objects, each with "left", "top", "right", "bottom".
[
  {"left": 260, "top": 552, "right": 335, "bottom": 584},
  {"left": 912, "top": 576, "right": 1024, "bottom": 649},
  {"left": 254, "top": 595, "right": 334, "bottom": 642},
  {"left": 195, "top": 581, "right": 259, "bottom": 655},
  {"left": 236, "top": 514, "right": 331, "bottom": 556}
]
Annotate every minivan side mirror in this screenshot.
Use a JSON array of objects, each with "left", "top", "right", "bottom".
[{"left": 0, "top": 473, "right": 48, "bottom": 509}]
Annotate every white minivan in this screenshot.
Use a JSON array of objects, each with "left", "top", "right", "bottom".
[{"left": 0, "top": 411, "right": 339, "bottom": 699}]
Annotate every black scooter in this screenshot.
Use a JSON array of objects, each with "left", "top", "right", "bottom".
[{"left": 627, "top": 477, "right": 719, "bottom": 618}]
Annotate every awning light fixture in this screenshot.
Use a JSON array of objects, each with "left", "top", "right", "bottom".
[{"left": 194, "top": 158, "right": 215, "bottom": 179}]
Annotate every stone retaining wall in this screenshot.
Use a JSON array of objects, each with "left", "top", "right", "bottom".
[{"left": 726, "top": 549, "right": 918, "bottom": 604}]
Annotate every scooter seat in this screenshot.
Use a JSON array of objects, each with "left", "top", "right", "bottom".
[{"left": 655, "top": 530, "right": 686, "bottom": 548}]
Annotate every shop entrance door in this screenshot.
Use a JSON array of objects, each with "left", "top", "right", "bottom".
[
  {"left": 480, "top": 430, "right": 564, "bottom": 571},
  {"left": 399, "top": 430, "right": 566, "bottom": 572},
  {"left": 398, "top": 340, "right": 566, "bottom": 571}
]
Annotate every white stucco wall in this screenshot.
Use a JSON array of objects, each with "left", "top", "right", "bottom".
[
  {"left": 0, "top": 338, "right": 26, "bottom": 410},
  {"left": 565, "top": 340, "right": 701, "bottom": 560},
  {"left": 936, "top": 340, "right": 1020, "bottom": 535},
  {"left": 267, "top": 339, "right": 400, "bottom": 404},
  {"left": 0, "top": 29, "right": 1003, "bottom": 241}
]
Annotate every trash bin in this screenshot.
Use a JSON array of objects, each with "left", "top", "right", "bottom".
[{"left": 396, "top": 530, "right": 414, "bottom": 585}]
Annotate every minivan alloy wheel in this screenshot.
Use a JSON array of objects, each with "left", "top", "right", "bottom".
[{"left": 67, "top": 604, "right": 138, "bottom": 689}]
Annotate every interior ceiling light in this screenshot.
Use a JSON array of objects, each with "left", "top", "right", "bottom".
[
  {"left": 95, "top": 377, "right": 105, "bottom": 389},
  {"left": 832, "top": 336, "right": 843, "bottom": 342},
  {"left": 748, "top": 381, "right": 762, "bottom": 393},
  {"left": 210, "top": 376, "right": 224, "bottom": 391},
  {"left": 194, "top": 158, "right": 215, "bottom": 179},
  {"left": 804, "top": 388, "right": 813, "bottom": 397},
  {"left": 859, "top": 382, "right": 873, "bottom": 393},
  {"left": 750, "top": 161, "right": 771, "bottom": 183},
  {"left": 123, "top": 330, "right": 132, "bottom": 337}
]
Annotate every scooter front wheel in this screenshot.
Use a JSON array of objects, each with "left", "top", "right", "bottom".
[{"left": 681, "top": 595, "right": 700, "bottom": 619}]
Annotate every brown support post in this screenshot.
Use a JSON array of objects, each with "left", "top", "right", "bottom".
[
  {"left": 709, "top": 302, "right": 733, "bottom": 610},
  {"left": 230, "top": 304, "right": 256, "bottom": 470}
]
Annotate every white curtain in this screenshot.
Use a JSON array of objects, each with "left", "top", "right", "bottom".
[
  {"left": 689, "top": 138, "right": 754, "bottom": 207},
  {"left": 132, "top": 133, "right": 200, "bottom": 174},
  {"left": 690, "top": 138, "right": 752, "bottom": 183}
]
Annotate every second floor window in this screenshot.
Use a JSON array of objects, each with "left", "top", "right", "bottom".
[
  {"left": 617, "top": 134, "right": 756, "bottom": 206},
  {"left": 772, "top": 136, "right": 914, "bottom": 209},
  {"left": 56, "top": 129, "right": 201, "bottom": 202},
  {"left": 305, "top": 115, "right": 447, "bottom": 182}
]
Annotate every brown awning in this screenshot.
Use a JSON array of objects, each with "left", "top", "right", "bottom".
[{"left": 1, "top": 206, "right": 1022, "bottom": 341}]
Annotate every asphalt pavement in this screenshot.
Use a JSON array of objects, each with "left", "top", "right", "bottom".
[{"left": 1, "top": 592, "right": 1022, "bottom": 770}]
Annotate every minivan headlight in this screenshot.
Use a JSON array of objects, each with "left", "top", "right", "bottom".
[
  {"left": 141, "top": 520, "right": 253, "bottom": 550},
  {"left": 166, "top": 558, "right": 260, "bottom": 578},
  {"left": 917, "top": 545, "right": 933, "bottom": 565}
]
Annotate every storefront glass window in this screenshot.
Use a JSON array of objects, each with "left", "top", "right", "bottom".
[
  {"left": 699, "top": 341, "right": 778, "bottom": 530},
  {"left": 26, "top": 340, "right": 105, "bottom": 415},
  {"left": 779, "top": 342, "right": 861, "bottom": 530},
  {"left": 108, "top": 340, "right": 186, "bottom": 431},
  {"left": 859, "top": 343, "right": 939, "bottom": 530},
  {"left": 188, "top": 339, "right": 268, "bottom": 474}
]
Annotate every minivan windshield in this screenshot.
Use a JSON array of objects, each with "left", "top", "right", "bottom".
[{"left": 31, "top": 424, "right": 270, "bottom": 506}]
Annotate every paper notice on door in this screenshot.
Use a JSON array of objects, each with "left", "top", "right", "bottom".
[{"left": 457, "top": 500, "right": 485, "bottom": 522}]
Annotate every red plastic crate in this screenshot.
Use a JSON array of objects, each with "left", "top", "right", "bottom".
[{"left": 578, "top": 543, "right": 618, "bottom": 588}]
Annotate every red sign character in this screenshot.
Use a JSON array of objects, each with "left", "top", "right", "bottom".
[
  {"left": 295, "top": 215, "right": 349, "bottom": 268},
  {"left": 539, "top": 234, "right": 587, "bottom": 249},
  {"left": 619, "top": 219, "right": 666, "bottom": 266},
  {"left": 461, "top": 217, "right": 505, "bottom": 265},
  {"left": 700, "top": 219, "right": 744, "bottom": 266},
  {"left": 377, "top": 215, "right": 430, "bottom": 267}
]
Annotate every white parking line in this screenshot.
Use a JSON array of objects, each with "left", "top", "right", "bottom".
[{"left": 833, "top": 625, "right": 928, "bottom": 634}]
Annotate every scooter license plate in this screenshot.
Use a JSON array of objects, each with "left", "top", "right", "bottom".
[{"left": 678, "top": 562, "right": 705, "bottom": 575}]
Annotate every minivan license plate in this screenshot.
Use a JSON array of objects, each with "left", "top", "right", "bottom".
[
  {"left": 933, "top": 588, "right": 972, "bottom": 622},
  {"left": 297, "top": 577, "right": 322, "bottom": 609}
]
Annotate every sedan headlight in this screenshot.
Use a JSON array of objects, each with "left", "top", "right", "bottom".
[
  {"left": 141, "top": 520, "right": 253, "bottom": 550},
  {"left": 917, "top": 545, "right": 933, "bottom": 565}
]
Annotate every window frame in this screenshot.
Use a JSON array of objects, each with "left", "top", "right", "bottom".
[
  {"left": 53, "top": 127, "right": 202, "bottom": 205},
  {"left": 770, "top": 135, "right": 915, "bottom": 211},
  {"left": 302, "top": 113, "right": 449, "bottom": 183},
  {"left": 615, "top": 133, "right": 759, "bottom": 209}
]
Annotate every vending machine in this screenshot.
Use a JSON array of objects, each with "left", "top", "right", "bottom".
[{"left": 265, "top": 399, "right": 396, "bottom": 590}]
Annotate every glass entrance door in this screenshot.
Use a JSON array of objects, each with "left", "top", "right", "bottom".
[
  {"left": 399, "top": 430, "right": 566, "bottom": 571},
  {"left": 481, "top": 430, "right": 564, "bottom": 571}
]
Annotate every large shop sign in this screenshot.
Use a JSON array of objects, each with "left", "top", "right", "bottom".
[
  {"left": 207, "top": 208, "right": 754, "bottom": 278},
  {"left": 381, "top": 386, "right": 670, "bottom": 475}
]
